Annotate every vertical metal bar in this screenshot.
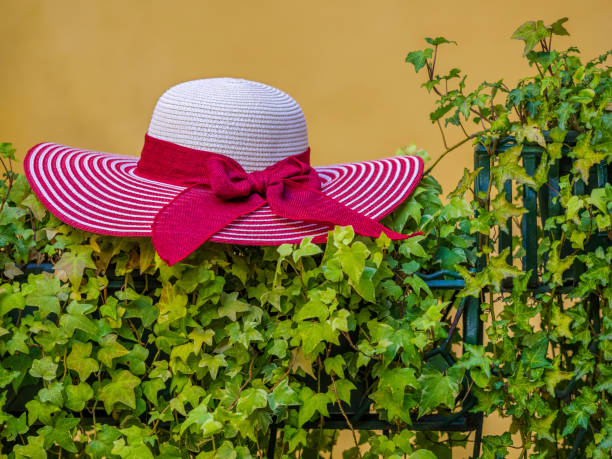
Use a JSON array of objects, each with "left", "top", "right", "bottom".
[
  {"left": 590, "top": 294, "right": 601, "bottom": 340},
  {"left": 474, "top": 146, "right": 490, "bottom": 274},
  {"left": 547, "top": 159, "right": 561, "bottom": 241},
  {"left": 596, "top": 160, "right": 608, "bottom": 188},
  {"left": 267, "top": 422, "right": 278, "bottom": 458},
  {"left": 568, "top": 428, "right": 587, "bottom": 459},
  {"left": 522, "top": 149, "right": 539, "bottom": 286},
  {"left": 471, "top": 415, "right": 484, "bottom": 459},
  {"left": 500, "top": 179, "right": 513, "bottom": 264},
  {"left": 463, "top": 296, "right": 482, "bottom": 347},
  {"left": 573, "top": 176, "right": 585, "bottom": 196}
]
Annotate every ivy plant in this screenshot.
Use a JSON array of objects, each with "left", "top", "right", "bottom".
[
  {"left": 1, "top": 137, "right": 477, "bottom": 458},
  {"left": 406, "top": 17, "right": 611, "bottom": 458}
]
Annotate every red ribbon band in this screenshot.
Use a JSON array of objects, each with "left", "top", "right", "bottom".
[{"left": 136, "top": 135, "right": 411, "bottom": 265}]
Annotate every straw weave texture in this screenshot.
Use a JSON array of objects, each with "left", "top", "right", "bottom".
[{"left": 147, "top": 78, "right": 309, "bottom": 172}]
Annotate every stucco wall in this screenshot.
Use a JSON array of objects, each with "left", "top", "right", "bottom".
[{"left": 3, "top": 0, "right": 610, "bottom": 192}]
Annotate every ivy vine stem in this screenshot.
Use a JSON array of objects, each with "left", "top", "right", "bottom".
[
  {"left": 423, "top": 133, "right": 484, "bottom": 176},
  {"left": 330, "top": 372, "right": 363, "bottom": 459}
]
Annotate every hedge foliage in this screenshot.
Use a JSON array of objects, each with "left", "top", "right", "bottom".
[{"left": 1, "top": 142, "right": 478, "bottom": 458}]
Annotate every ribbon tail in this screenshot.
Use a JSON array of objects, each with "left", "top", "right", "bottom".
[
  {"left": 268, "top": 182, "right": 413, "bottom": 241},
  {"left": 152, "top": 186, "right": 264, "bottom": 265}
]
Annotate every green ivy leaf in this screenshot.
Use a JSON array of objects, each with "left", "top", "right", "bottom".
[
  {"left": 425, "top": 37, "right": 457, "bottom": 46},
  {"left": 12, "top": 434, "right": 46, "bottom": 459},
  {"left": 0, "top": 288, "right": 25, "bottom": 316},
  {"left": 293, "top": 237, "right": 322, "bottom": 262},
  {"left": 562, "top": 388, "right": 598, "bottom": 435},
  {"left": 0, "top": 366, "right": 20, "bottom": 389},
  {"left": 65, "top": 382, "right": 94, "bottom": 411},
  {"left": 405, "top": 48, "right": 434, "bottom": 73},
  {"left": 334, "top": 379, "right": 356, "bottom": 404},
  {"left": 53, "top": 246, "right": 96, "bottom": 288},
  {"left": 298, "top": 388, "right": 332, "bottom": 426},
  {"left": 29, "top": 356, "right": 58, "bottom": 381},
  {"left": 482, "top": 432, "right": 513, "bottom": 459},
  {"left": 417, "top": 368, "right": 459, "bottom": 418},
  {"left": 59, "top": 302, "right": 98, "bottom": 338},
  {"left": 157, "top": 284, "right": 188, "bottom": 323},
  {"left": 521, "top": 338, "right": 553, "bottom": 370},
  {"left": 20, "top": 194, "right": 47, "bottom": 221},
  {"left": 549, "top": 17, "right": 569, "bottom": 36},
  {"left": 399, "top": 236, "right": 428, "bottom": 259},
  {"left": 268, "top": 380, "right": 300, "bottom": 410},
  {"left": 324, "top": 355, "right": 346, "bottom": 378},
  {"left": 25, "top": 274, "right": 62, "bottom": 317},
  {"left": 188, "top": 327, "right": 215, "bottom": 354},
  {"left": 218, "top": 292, "right": 251, "bottom": 321},
  {"left": 142, "top": 378, "right": 166, "bottom": 407},
  {"left": 456, "top": 344, "right": 492, "bottom": 388},
  {"left": 97, "top": 334, "right": 129, "bottom": 368},
  {"left": 38, "top": 415, "right": 80, "bottom": 452},
  {"left": 408, "top": 451, "right": 438, "bottom": 459},
  {"left": 66, "top": 341, "right": 99, "bottom": 380},
  {"left": 296, "top": 296, "right": 329, "bottom": 322},
  {"left": 85, "top": 425, "right": 122, "bottom": 459},
  {"left": 98, "top": 370, "right": 141, "bottom": 414},
  {"left": 198, "top": 353, "right": 228, "bottom": 380},
  {"left": 180, "top": 401, "right": 222, "bottom": 437},
  {"left": 236, "top": 388, "right": 268, "bottom": 413},
  {"left": 38, "top": 381, "right": 64, "bottom": 406},
  {"left": 25, "top": 399, "right": 60, "bottom": 425},
  {"left": 544, "top": 357, "right": 572, "bottom": 396},
  {"left": 511, "top": 20, "right": 550, "bottom": 55},
  {"left": 530, "top": 412, "right": 557, "bottom": 441}
]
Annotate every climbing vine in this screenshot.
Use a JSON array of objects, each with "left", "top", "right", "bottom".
[{"left": 406, "top": 17, "right": 611, "bottom": 458}]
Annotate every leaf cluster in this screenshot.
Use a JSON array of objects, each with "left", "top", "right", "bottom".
[{"left": 406, "top": 17, "right": 612, "bottom": 458}]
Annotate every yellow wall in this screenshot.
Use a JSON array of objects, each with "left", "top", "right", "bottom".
[
  {"left": 1, "top": 1, "right": 610, "bottom": 457},
  {"left": 2, "top": 0, "right": 610, "bottom": 192}
]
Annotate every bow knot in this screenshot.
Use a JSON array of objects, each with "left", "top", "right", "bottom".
[
  {"left": 247, "top": 170, "right": 269, "bottom": 195},
  {"left": 204, "top": 153, "right": 319, "bottom": 201}
]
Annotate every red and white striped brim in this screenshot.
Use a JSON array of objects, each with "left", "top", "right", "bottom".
[{"left": 24, "top": 142, "right": 423, "bottom": 244}]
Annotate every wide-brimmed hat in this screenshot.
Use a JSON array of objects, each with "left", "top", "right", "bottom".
[{"left": 25, "top": 78, "right": 423, "bottom": 265}]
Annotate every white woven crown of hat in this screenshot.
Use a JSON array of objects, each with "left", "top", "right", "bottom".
[{"left": 147, "top": 78, "right": 309, "bottom": 172}]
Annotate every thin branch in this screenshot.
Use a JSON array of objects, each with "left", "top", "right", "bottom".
[
  {"left": 534, "top": 62, "right": 545, "bottom": 78},
  {"left": 436, "top": 120, "right": 449, "bottom": 150},
  {"left": 0, "top": 156, "right": 14, "bottom": 213},
  {"left": 425, "top": 62, "right": 436, "bottom": 87},
  {"left": 330, "top": 372, "right": 363, "bottom": 459},
  {"left": 341, "top": 331, "right": 381, "bottom": 361},
  {"left": 513, "top": 105, "right": 525, "bottom": 124},
  {"left": 477, "top": 108, "right": 487, "bottom": 131},
  {"left": 458, "top": 119, "right": 470, "bottom": 138},
  {"left": 229, "top": 357, "right": 256, "bottom": 410},
  {"left": 151, "top": 404, "right": 171, "bottom": 434},
  {"left": 446, "top": 299, "right": 466, "bottom": 342},
  {"left": 270, "top": 352, "right": 297, "bottom": 391},
  {"left": 424, "top": 132, "right": 485, "bottom": 176}
]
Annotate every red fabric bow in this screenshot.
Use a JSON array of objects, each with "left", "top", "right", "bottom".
[{"left": 150, "top": 144, "right": 410, "bottom": 265}]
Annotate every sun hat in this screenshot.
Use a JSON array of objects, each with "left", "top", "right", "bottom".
[{"left": 24, "top": 78, "right": 424, "bottom": 265}]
